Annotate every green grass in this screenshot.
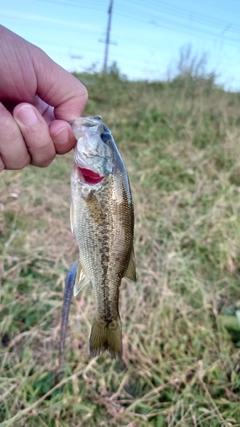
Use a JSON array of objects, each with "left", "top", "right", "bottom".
[{"left": 1, "top": 70, "right": 240, "bottom": 426}]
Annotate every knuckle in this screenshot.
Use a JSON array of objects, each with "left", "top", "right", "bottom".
[
  {"left": 32, "top": 155, "right": 55, "bottom": 168},
  {"left": 30, "top": 141, "right": 56, "bottom": 167},
  {"left": 0, "top": 115, "right": 20, "bottom": 143},
  {"left": 15, "top": 158, "right": 30, "bottom": 170},
  {"left": 80, "top": 85, "right": 88, "bottom": 101},
  {"left": 2, "top": 155, "right": 30, "bottom": 171}
]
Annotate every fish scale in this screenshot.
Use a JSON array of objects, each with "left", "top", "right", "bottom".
[{"left": 72, "top": 173, "right": 125, "bottom": 321}]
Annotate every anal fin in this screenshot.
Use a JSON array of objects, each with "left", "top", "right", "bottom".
[
  {"left": 124, "top": 248, "right": 137, "bottom": 282},
  {"left": 74, "top": 262, "right": 91, "bottom": 296}
]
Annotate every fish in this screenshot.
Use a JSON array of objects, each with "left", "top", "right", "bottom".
[{"left": 59, "top": 115, "right": 136, "bottom": 366}]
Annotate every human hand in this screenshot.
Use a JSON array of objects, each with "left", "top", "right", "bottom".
[{"left": 0, "top": 25, "right": 88, "bottom": 172}]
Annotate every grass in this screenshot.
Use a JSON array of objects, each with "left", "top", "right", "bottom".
[{"left": 1, "top": 68, "right": 240, "bottom": 426}]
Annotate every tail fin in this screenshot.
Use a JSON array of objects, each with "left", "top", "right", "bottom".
[{"left": 89, "top": 317, "right": 122, "bottom": 360}]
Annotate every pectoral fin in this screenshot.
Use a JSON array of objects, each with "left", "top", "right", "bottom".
[
  {"left": 74, "top": 262, "right": 91, "bottom": 296},
  {"left": 124, "top": 248, "right": 137, "bottom": 282}
]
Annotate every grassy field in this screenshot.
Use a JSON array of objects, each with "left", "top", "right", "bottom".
[{"left": 1, "top": 68, "right": 240, "bottom": 426}]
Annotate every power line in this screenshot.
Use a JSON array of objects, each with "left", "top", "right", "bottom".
[
  {"left": 113, "top": 2, "right": 239, "bottom": 35},
  {"left": 38, "top": 0, "right": 240, "bottom": 34},
  {"left": 110, "top": 6, "right": 240, "bottom": 48},
  {"left": 36, "top": 0, "right": 240, "bottom": 45},
  {"left": 124, "top": 0, "right": 240, "bottom": 32},
  {"left": 4, "top": 3, "right": 240, "bottom": 49}
]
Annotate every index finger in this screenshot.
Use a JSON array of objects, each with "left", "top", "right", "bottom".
[{"left": 31, "top": 48, "right": 88, "bottom": 121}]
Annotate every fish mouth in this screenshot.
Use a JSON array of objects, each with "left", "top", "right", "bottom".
[{"left": 77, "top": 167, "right": 105, "bottom": 185}]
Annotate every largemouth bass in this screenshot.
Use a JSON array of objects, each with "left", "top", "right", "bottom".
[{"left": 60, "top": 115, "right": 136, "bottom": 364}]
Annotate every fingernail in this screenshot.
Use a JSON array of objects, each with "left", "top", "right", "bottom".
[
  {"left": 15, "top": 106, "right": 38, "bottom": 127},
  {"left": 52, "top": 126, "right": 68, "bottom": 145}
]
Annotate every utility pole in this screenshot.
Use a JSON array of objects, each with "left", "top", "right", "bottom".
[{"left": 103, "top": 0, "right": 114, "bottom": 73}]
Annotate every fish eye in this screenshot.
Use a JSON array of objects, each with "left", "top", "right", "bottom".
[{"left": 101, "top": 132, "right": 111, "bottom": 143}]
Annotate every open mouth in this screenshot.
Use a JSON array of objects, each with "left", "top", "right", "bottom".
[{"left": 78, "top": 167, "right": 104, "bottom": 185}]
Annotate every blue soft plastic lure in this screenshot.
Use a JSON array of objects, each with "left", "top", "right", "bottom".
[{"left": 59, "top": 263, "right": 78, "bottom": 369}]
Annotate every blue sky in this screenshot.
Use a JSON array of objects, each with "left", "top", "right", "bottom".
[{"left": 2, "top": 0, "right": 240, "bottom": 90}]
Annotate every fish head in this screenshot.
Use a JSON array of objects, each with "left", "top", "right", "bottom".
[{"left": 70, "top": 116, "right": 113, "bottom": 187}]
